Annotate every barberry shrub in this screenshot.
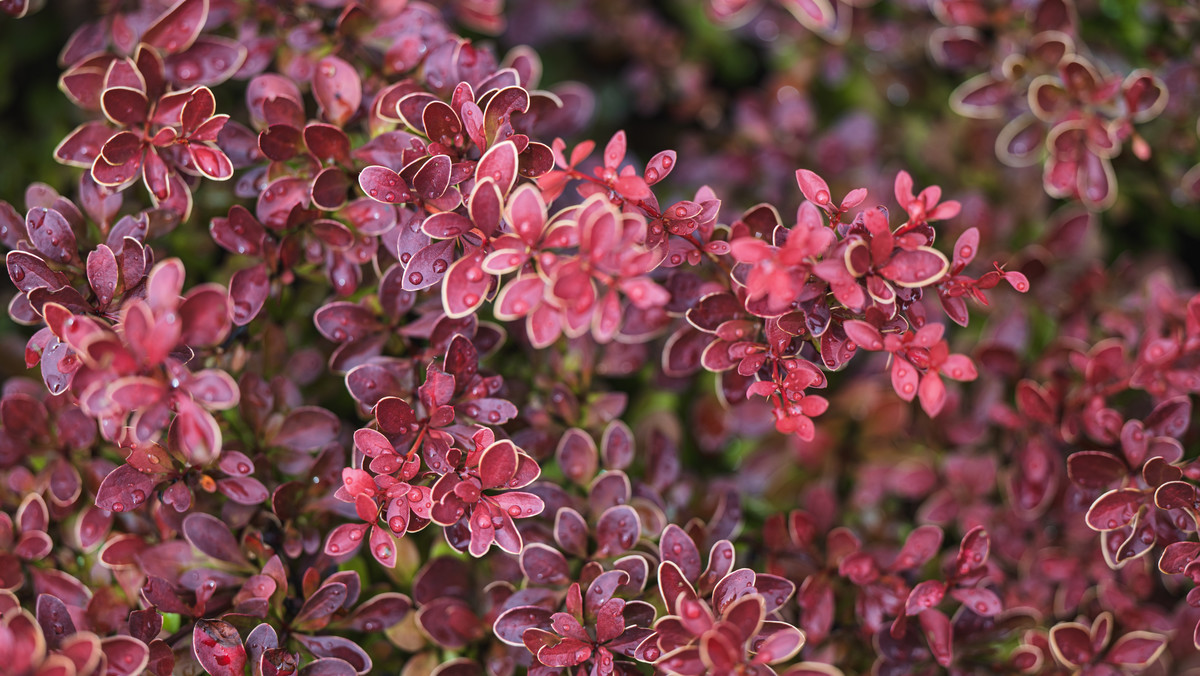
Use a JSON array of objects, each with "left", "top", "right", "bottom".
[{"left": 1, "top": 1, "right": 1198, "bottom": 675}]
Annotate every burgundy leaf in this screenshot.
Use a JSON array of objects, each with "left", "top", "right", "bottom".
[
  {"left": 950, "top": 587, "right": 1002, "bottom": 617},
  {"left": 183, "top": 513, "right": 250, "bottom": 566},
  {"left": 193, "top": 619, "right": 246, "bottom": 676},
  {"left": 313, "top": 56, "right": 362, "bottom": 127},
  {"left": 95, "top": 464, "right": 156, "bottom": 513},
  {"left": 413, "top": 155, "right": 453, "bottom": 201},
  {"left": 402, "top": 239, "right": 456, "bottom": 291},
  {"left": 1085, "top": 488, "right": 1143, "bottom": 532},
  {"left": 918, "top": 608, "right": 953, "bottom": 667}
]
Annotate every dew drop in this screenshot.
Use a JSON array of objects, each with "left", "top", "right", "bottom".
[
  {"left": 348, "top": 528, "right": 363, "bottom": 541},
  {"left": 389, "top": 516, "right": 406, "bottom": 532},
  {"left": 661, "top": 156, "right": 673, "bottom": 168},
  {"left": 432, "top": 259, "right": 448, "bottom": 273},
  {"left": 131, "top": 489, "right": 145, "bottom": 503},
  {"left": 375, "top": 544, "right": 392, "bottom": 558},
  {"left": 369, "top": 189, "right": 378, "bottom": 197},
  {"left": 465, "top": 267, "right": 483, "bottom": 282},
  {"left": 176, "top": 60, "right": 199, "bottom": 81},
  {"left": 408, "top": 271, "right": 423, "bottom": 285},
  {"left": 329, "top": 543, "right": 341, "bottom": 553},
  {"left": 400, "top": 252, "right": 412, "bottom": 265},
  {"left": 487, "top": 410, "right": 500, "bottom": 423},
  {"left": 10, "top": 266, "right": 24, "bottom": 282},
  {"left": 112, "top": 502, "right": 124, "bottom": 512},
  {"left": 238, "top": 463, "right": 251, "bottom": 474},
  {"left": 674, "top": 206, "right": 687, "bottom": 218},
  {"left": 384, "top": 192, "right": 395, "bottom": 202},
  {"left": 464, "top": 293, "right": 480, "bottom": 306},
  {"left": 815, "top": 190, "right": 830, "bottom": 204},
  {"left": 645, "top": 168, "right": 659, "bottom": 182},
  {"left": 975, "top": 602, "right": 988, "bottom": 612},
  {"left": 959, "top": 246, "right": 973, "bottom": 258},
  {"left": 902, "top": 383, "right": 915, "bottom": 394}
]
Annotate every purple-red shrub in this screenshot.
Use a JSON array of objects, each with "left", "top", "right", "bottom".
[{"left": 1, "top": 0, "right": 1199, "bottom": 675}]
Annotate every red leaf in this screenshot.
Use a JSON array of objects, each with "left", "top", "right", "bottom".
[
  {"left": 476, "top": 140, "right": 519, "bottom": 195},
  {"left": 143, "top": 0, "right": 208, "bottom": 54},
  {"left": 312, "top": 56, "right": 362, "bottom": 127},
  {"left": 95, "top": 464, "right": 156, "bottom": 513}
]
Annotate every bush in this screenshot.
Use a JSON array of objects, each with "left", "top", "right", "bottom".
[{"left": 1, "top": 0, "right": 1199, "bottom": 674}]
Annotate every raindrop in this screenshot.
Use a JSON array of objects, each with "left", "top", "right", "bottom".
[
  {"left": 507, "top": 505, "right": 521, "bottom": 517},
  {"left": 389, "top": 516, "right": 405, "bottom": 532},
  {"left": 176, "top": 60, "right": 199, "bottom": 81},
  {"left": 375, "top": 544, "right": 392, "bottom": 558},
  {"left": 9, "top": 266, "right": 24, "bottom": 282},
  {"left": 432, "top": 259, "right": 448, "bottom": 273},
  {"left": 384, "top": 193, "right": 395, "bottom": 202},
  {"left": 329, "top": 543, "right": 341, "bottom": 553},
  {"left": 645, "top": 168, "right": 659, "bottom": 183},
  {"left": 464, "top": 293, "right": 480, "bottom": 306},
  {"left": 349, "top": 528, "right": 363, "bottom": 541},
  {"left": 465, "top": 267, "right": 483, "bottom": 282},
  {"left": 408, "top": 271, "right": 423, "bottom": 285},
  {"left": 661, "top": 156, "right": 673, "bottom": 168},
  {"left": 815, "top": 190, "right": 830, "bottom": 204},
  {"left": 112, "top": 502, "right": 125, "bottom": 512},
  {"left": 131, "top": 489, "right": 145, "bottom": 503}
]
